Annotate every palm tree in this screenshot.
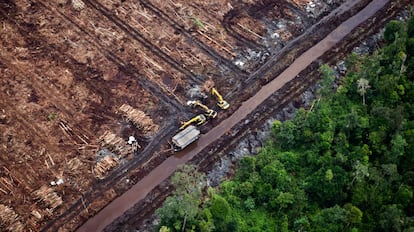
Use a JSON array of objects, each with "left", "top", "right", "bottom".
[{"left": 357, "top": 78, "right": 370, "bottom": 105}]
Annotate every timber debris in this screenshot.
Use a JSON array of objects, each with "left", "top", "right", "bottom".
[
  {"left": 93, "top": 155, "right": 120, "bottom": 179},
  {"left": 0, "top": 204, "right": 25, "bottom": 232},
  {"left": 99, "top": 131, "right": 136, "bottom": 157},
  {"left": 33, "top": 186, "right": 63, "bottom": 211}
]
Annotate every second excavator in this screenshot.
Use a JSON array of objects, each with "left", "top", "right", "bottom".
[
  {"left": 211, "top": 87, "right": 230, "bottom": 110},
  {"left": 179, "top": 114, "right": 207, "bottom": 130},
  {"left": 187, "top": 100, "right": 218, "bottom": 118}
]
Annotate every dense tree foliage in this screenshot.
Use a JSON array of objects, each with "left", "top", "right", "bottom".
[
  {"left": 155, "top": 165, "right": 206, "bottom": 231},
  {"left": 156, "top": 17, "right": 414, "bottom": 231}
]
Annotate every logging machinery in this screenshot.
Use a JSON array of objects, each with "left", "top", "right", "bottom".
[
  {"left": 187, "top": 100, "right": 218, "bottom": 118},
  {"left": 173, "top": 115, "right": 205, "bottom": 150},
  {"left": 179, "top": 114, "right": 206, "bottom": 130},
  {"left": 172, "top": 125, "right": 200, "bottom": 151},
  {"left": 171, "top": 87, "right": 229, "bottom": 151},
  {"left": 211, "top": 87, "right": 230, "bottom": 110}
]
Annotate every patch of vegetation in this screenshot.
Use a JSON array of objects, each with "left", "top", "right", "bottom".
[
  {"left": 47, "top": 112, "right": 57, "bottom": 121},
  {"left": 191, "top": 17, "right": 205, "bottom": 29}
]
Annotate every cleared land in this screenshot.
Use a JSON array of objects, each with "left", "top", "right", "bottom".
[{"left": 0, "top": 0, "right": 362, "bottom": 231}]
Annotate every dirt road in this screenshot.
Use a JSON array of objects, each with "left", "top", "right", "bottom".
[{"left": 77, "top": 0, "right": 393, "bottom": 230}]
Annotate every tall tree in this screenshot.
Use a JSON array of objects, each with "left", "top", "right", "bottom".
[
  {"left": 357, "top": 78, "right": 370, "bottom": 105},
  {"left": 156, "top": 165, "right": 206, "bottom": 231}
]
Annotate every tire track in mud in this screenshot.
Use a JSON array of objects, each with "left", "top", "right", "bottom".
[
  {"left": 185, "top": 2, "right": 263, "bottom": 50},
  {"left": 222, "top": 12, "right": 265, "bottom": 49},
  {"left": 77, "top": 0, "right": 398, "bottom": 231},
  {"left": 138, "top": 0, "right": 246, "bottom": 76},
  {"left": 34, "top": 1, "right": 186, "bottom": 116},
  {"left": 81, "top": 0, "right": 204, "bottom": 85},
  {"left": 283, "top": 0, "right": 311, "bottom": 19}
]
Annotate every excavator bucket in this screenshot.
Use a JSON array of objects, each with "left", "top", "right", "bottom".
[{"left": 211, "top": 88, "right": 230, "bottom": 110}]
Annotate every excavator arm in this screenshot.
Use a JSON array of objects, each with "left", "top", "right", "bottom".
[
  {"left": 187, "top": 100, "right": 218, "bottom": 118},
  {"left": 179, "top": 114, "right": 207, "bottom": 130},
  {"left": 211, "top": 87, "right": 230, "bottom": 110}
]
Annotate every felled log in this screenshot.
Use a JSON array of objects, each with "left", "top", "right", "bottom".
[
  {"left": 98, "top": 131, "right": 133, "bottom": 157},
  {"left": 33, "top": 186, "right": 63, "bottom": 210},
  {"left": 119, "top": 104, "right": 159, "bottom": 135},
  {"left": 93, "top": 156, "right": 119, "bottom": 179},
  {"left": 0, "top": 204, "right": 25, "bottom": 232}
]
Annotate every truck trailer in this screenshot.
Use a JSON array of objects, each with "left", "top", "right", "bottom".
[{"left": 172, "top": 125, "right": 200, "bottom": 151}]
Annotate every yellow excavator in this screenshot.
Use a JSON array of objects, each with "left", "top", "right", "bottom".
[
  {"left": 179, "top": 114, "right": 207, "bottom": 130},
  {"left": 211, "top": 87, "right": 230, "bottom": 110},
  {"left": 187, "top": 100, "right": 218, "bottom": 118}
]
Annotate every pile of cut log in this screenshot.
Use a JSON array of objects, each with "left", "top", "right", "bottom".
[
  {"left": 99, "top": 131, "right": 133, "bottom": 157},
  {"left": 93, "top": 156, "right": 119, "bottom": 179},
  {"left": 33, "top": 186, "right": 63, "bottom": 211},
  {"left": 67, "top": 157, "right": 82, "bottom": 172},
  {"left": 119, "top": 104, "right": 159, "bottom": 135}
]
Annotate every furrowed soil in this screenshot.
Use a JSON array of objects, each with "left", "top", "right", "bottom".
[{"left": 0, "top": 0, "right": 408, "bottom": 231}]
